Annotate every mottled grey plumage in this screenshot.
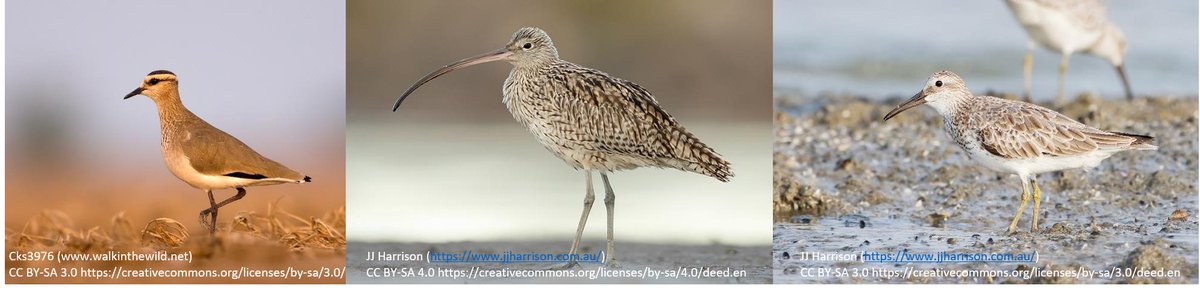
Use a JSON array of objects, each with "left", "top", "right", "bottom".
[
  {"left": 884, "top": 70, "right": 1154, "bottom": 234},
  {"left": 393, "top": 27, "right": 731, "bottom": 267}
]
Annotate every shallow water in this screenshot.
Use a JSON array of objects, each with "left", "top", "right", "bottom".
[{"left": 774, "top": 0, "right": 1199, "bottom": 100}]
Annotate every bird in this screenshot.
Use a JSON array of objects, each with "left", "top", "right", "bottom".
[
  {"left": 1004, "top": 0, "right": 1132, "bottom": 103},
  {"left": 124, "top": 70, "right": 311, "bottom": 235},
  {"left": 391, "top": 27, "right": 732, "bottom": 267},
  {"left": 883, "top": 70, "right": 1155, "bottom": 234}
]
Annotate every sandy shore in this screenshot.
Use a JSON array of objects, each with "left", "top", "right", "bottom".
[
  {"left": 772, "top": 92, "right": 1198, "bottom": 284},
  {"left": 346, "top": 241, "right": 770, "bottom": 284}
]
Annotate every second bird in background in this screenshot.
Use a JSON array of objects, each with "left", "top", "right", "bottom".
[
  {"left": 1004, "top": 0, "right": 1132, "bottom": 102},
  {"left": 391, "top": 27, "right": 732, "bottom": 267}
]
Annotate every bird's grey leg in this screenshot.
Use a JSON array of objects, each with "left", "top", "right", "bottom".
[
  {"left": 199, "top": 187, "right": 247, "bottom": 234},
  {"left": 601, "top": 172, "right": 617, "bottom": 267},
  {"left": 1031, "top": 177, "right": 1042, "bottom": 233},
  {"left": 1023, "top": 40, "right": 1035, "bottom": 102},
  {"left": 1007, "top": 175, "right": 1032, "bottom": 235},
  {"left": 1056, "top": 52, "right": 1071, "bottom": 104},
  {"left": 553, "top": 171, "right": 594, "bottom": 270}
]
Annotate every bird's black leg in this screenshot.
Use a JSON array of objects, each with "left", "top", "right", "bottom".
[
  {"left": 198, "top": 188, "right": 247, "bottom": 234},
  {"left": 199, "top": 190, "right": 218, "bottom": 234}
]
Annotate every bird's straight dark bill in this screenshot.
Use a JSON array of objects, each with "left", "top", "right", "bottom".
[
  {"left": 124, "top": 87, "right": 144, "bottom": 99},
  {"left": 391, "top": 48, "right": 513, "bottom": 111},
  {"left": 883, "top": 92, "right": 926, "bottom": 121}
]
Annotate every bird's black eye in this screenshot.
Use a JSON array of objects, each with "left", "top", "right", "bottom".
[
  {"left": 522, "top": 43, "right": 532, "bottom": 49},
  {"left": 148, "top": 78, "right": 160, "bottom": 85},
  {"left": 935, "top": 80, "right": 943, "bottom": 87}
]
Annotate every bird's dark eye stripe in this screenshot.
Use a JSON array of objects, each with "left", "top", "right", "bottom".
[{"left": 146, "top": 78, "right": 175, "bottom": 85}]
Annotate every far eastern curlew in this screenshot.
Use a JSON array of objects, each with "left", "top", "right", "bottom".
[
  {"left": 1004, "top": 0, "right": 1132, "bottom": 102},
  {"left": 125, "top": 70, "right": 311, "bottom": 235},
  {"left": 883, "top": 70, "right": 1155, "bottom": 234},
  {"left": 392, "top": 27, "right": 732, "bottom": 267}
]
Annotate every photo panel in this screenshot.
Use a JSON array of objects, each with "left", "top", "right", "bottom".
[
  {"left": 772, "top": 0, "right": 1198, "bottom": 284},
  {"left": 346, "top": 0, "right": 773, "bottom": 283},
  {"left": 5, "top": 0, "right": 347, "bottom": 284}
]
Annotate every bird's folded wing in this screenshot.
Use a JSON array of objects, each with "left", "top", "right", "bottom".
[
  {"left": 182, "top": 124, "right": 304, "bottom": 181},
  {"left": 552, "top": 66, "right": 730, "bottom": 176},
  {"left": 1030, "top": 0, "right": 1108, "bottom": 30},
  {"left": 977, "top": 104, "right": 1134, "bottom": 159}
]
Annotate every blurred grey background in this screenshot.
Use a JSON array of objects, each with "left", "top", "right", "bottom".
[
  {"left": 6, "top": 0, "right": 346, "bottom": 229},
  {"left": 775, "top": 0, "right": 1199, "bottom": 99},
  {"left": 347, "top": 0, "right": 772, "bottom": 245}
]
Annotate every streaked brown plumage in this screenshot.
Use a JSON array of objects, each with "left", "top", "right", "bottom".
[
  {"left": 125, "top": 70, "right": 310, "bottom": 234},
  {"left": 503, "top": 60, "right": 731, "bottom": 180},
  {"left": 393, "top": 27, "right": 731, "bottom": 267}
]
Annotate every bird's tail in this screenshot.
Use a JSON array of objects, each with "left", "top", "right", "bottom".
[
  {"left": 670, "top": 130, "right": 733, "bottom": 182},
  {"left": 1111, "top": 131, "right": 1157, "bottom": 150}
]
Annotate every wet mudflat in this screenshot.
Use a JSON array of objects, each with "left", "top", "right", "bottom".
[{"left": 772, "top": 92, "right": 1199, "bottom": 284}]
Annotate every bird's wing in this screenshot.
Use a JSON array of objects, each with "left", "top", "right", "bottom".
[
  {"left": 181, "top": 118, "right": 306, "bottom": 182},
  {"left": 974, "top": 98, "right": 1139, "bottom": 159},
  {"left": 1030, "top": 0, "right": 1108, "bottom": 30},
  {"left": 547, "top": 64, "right": 731, "bottom": 181}
]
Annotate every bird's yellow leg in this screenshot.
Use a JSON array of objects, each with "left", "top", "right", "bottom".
[
  {"left": 1057, "top": 53, "right": 1071, "bottom": 104},
  {"left": 1008, "top": 179, "right": 1031, "bottom": 234},
  {"left": 1023, "top": 46, "right": 1034, "bottom": 102},
  {"left": 1031, "top": 178, "right": 1042, "bottom": 233}
]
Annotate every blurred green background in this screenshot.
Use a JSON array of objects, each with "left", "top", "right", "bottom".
[{"left": 347, "top": 0, "right": 772, "bottom": 245}]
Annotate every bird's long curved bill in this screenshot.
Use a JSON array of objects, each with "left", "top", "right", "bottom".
[
  {"left": 883, "top": 92, "right": 926, "bottom": 122},
  {"left": 1115, "top": 65, "right": 1133, "bottom": 100},
  {"left": 391, "top": 48, "right": 512, "bottom": 111},
  {"left": 124, "top": 87, "right": 144, "bottom": 99}
]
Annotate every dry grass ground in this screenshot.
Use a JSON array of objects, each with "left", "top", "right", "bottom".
[{"left": 5, "top": 159, "right": 346, "bottom": 284}]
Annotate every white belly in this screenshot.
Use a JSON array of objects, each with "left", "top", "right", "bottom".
[
  {"left": 163, "top": 152, "right": 257, "bottom": 190},
  {"left": 969, "top": 148, "right": 1115, "bottom": 177}
]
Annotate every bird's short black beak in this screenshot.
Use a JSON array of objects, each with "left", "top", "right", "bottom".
[
  {"left": 124, "top": 87, "right": 144, "bottom": 99},
  {"left": 883, "top": 91, "right": 926, "bottom": 122}
]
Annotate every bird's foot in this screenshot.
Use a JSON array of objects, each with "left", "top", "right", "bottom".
[
  {"left": 545, "top": 261, "right": 580, "bottom": 270},
  {"left": 198, "top": 210, "right": 215, "bottom": 235},
  {"left": 198, "top": 235, "right": 223, "bottom": 257},
  {"left": 1005, "top": 226, "right": 1021, "bottom": 236},
  {"left": 604, "top": 258, "right": 620, "bottom": 268}
]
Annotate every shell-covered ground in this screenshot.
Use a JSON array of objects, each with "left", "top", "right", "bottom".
[{"left": 773, "top": 92, "right": 1199, "bottom": 284}]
